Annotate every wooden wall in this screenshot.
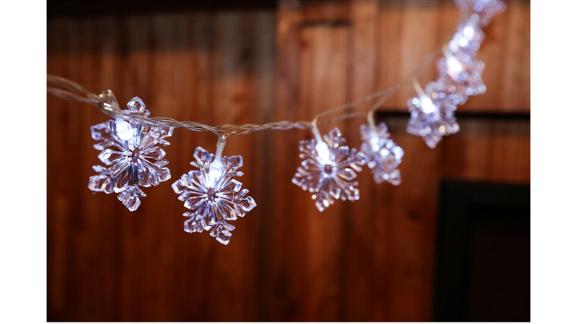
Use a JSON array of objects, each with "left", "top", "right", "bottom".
[{"left": 47, "top": 0, "right": 530, "bottom": 321}]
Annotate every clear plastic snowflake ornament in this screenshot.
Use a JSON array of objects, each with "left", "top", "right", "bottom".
[
  {"left": 359, "top": 122, "right": 404, "bottom": 185},
  {"left": 406, "top": 83, "right": 460, "bottom": 149},
  {"left": 437, "top": 49, "right": 486, "bottom": 97},
  {"left": 172, "top": 146, "right": 256, "bottom": 245},
  {"left": 292, "top": 127, "right": 364, "bottom": 212},
  {"left": 448, "top": 15, "right": 485, "bottom": 54},
  {"left": 455, "top": 0, "right": 506, "bottom": 26},
  {"left": 88, "top": 97, "right": 174, "bottom": 211}
]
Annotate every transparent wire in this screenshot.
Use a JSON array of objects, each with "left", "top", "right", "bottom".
[{"left": 47, "top": 11, "right": 468, "bottom": 140}]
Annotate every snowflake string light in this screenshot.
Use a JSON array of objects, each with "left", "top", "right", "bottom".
[
  {"left": 448, "top": 15, "right": 485, "bottom": 54},
  {"left": 359, "top": 122, "right": 404, "bottom": 185},
  {"left": 455, "top": 0, "right": 506, "bottom": 26},
  {"left": 172, "top": 146, "right": 256, "bottom": 245},
  {"left": 88, "top": 97, "right": 174, "bottom": 211},
  {"left": 437, "top": 49, "right": 486, "bottom": 98},
  {"left": 406, "top": 83, "right": 460, "bottom": 148},
  {"left": 292, "top": 128, "right": 364, "bottom": 212},
  {"left": 46, "top": 0, "right": 505, "bottom": 242}
]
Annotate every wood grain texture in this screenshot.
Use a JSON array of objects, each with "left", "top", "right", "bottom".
[{"left": 47, "top": 0, "right": 529, "bottom": 321}]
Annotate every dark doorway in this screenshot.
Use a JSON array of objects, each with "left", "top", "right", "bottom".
[{"left": 434, "top": 181, "right": 530, "bottom": 321}]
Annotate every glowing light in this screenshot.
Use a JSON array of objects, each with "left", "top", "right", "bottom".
[
  {"left": 115, "top": 119, "right": 135, "bottom": 141},
  {"left": 420, "top": 95, "right": 438, "bottom": 114},
  {"left": 458, "top": 25, "right": 477, "bottom": 48},
  {"left": 446, "top": 54, "right": 464, "bottom": 79},
  {"left": 463, "top": 25, "right": 475, "bottom": 38},
  {"left": 206, "top": 159, "right": 224, "bottom": 188},
  {"left": 315, "top": 141, "right": 332, "bottom": 165},
  {"left": 369, "top": 134, "right": 381, "bottom": 151}
]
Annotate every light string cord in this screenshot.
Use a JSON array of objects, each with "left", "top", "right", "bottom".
[
  {"left": 47, "top": 9, "right": 468, "bottom": 141},
  {"left": 47, "top": 49, "right": 438, "bottom": 137}
]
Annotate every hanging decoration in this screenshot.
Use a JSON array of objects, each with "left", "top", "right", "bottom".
[
  {"left": 406, "top": 81, "right": 460, "bottom": 148},
  {"left": 359, "top": 122, "right": 404, "bottom": 185},
  {"left": 88, "top": 97, "right": 174, "bottom": 211},
  {"left": 406, "top": 0, "right": 503, "bottom": 147},
  {"left": 436, "top": 48, "right": 486, "bottom": 97},
  {"left": 292, "top": 127, "right": 365, "bottom": 212},
  {"left": 47, "top": 0, "right": 505, "bottom": 244},
  {"left": 172, "top": 138, "right": 256, "bottom": 245}
]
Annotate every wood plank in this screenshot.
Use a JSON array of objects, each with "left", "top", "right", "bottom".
[
  {"left": 442, "top": 119, "right": 530, "bottom": 183},
  {"left": 262, "top": 0, "right": 307, "bottom": 320},
  {"left": 342, "top": 0, "right": 380, "bottom": 321}
]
